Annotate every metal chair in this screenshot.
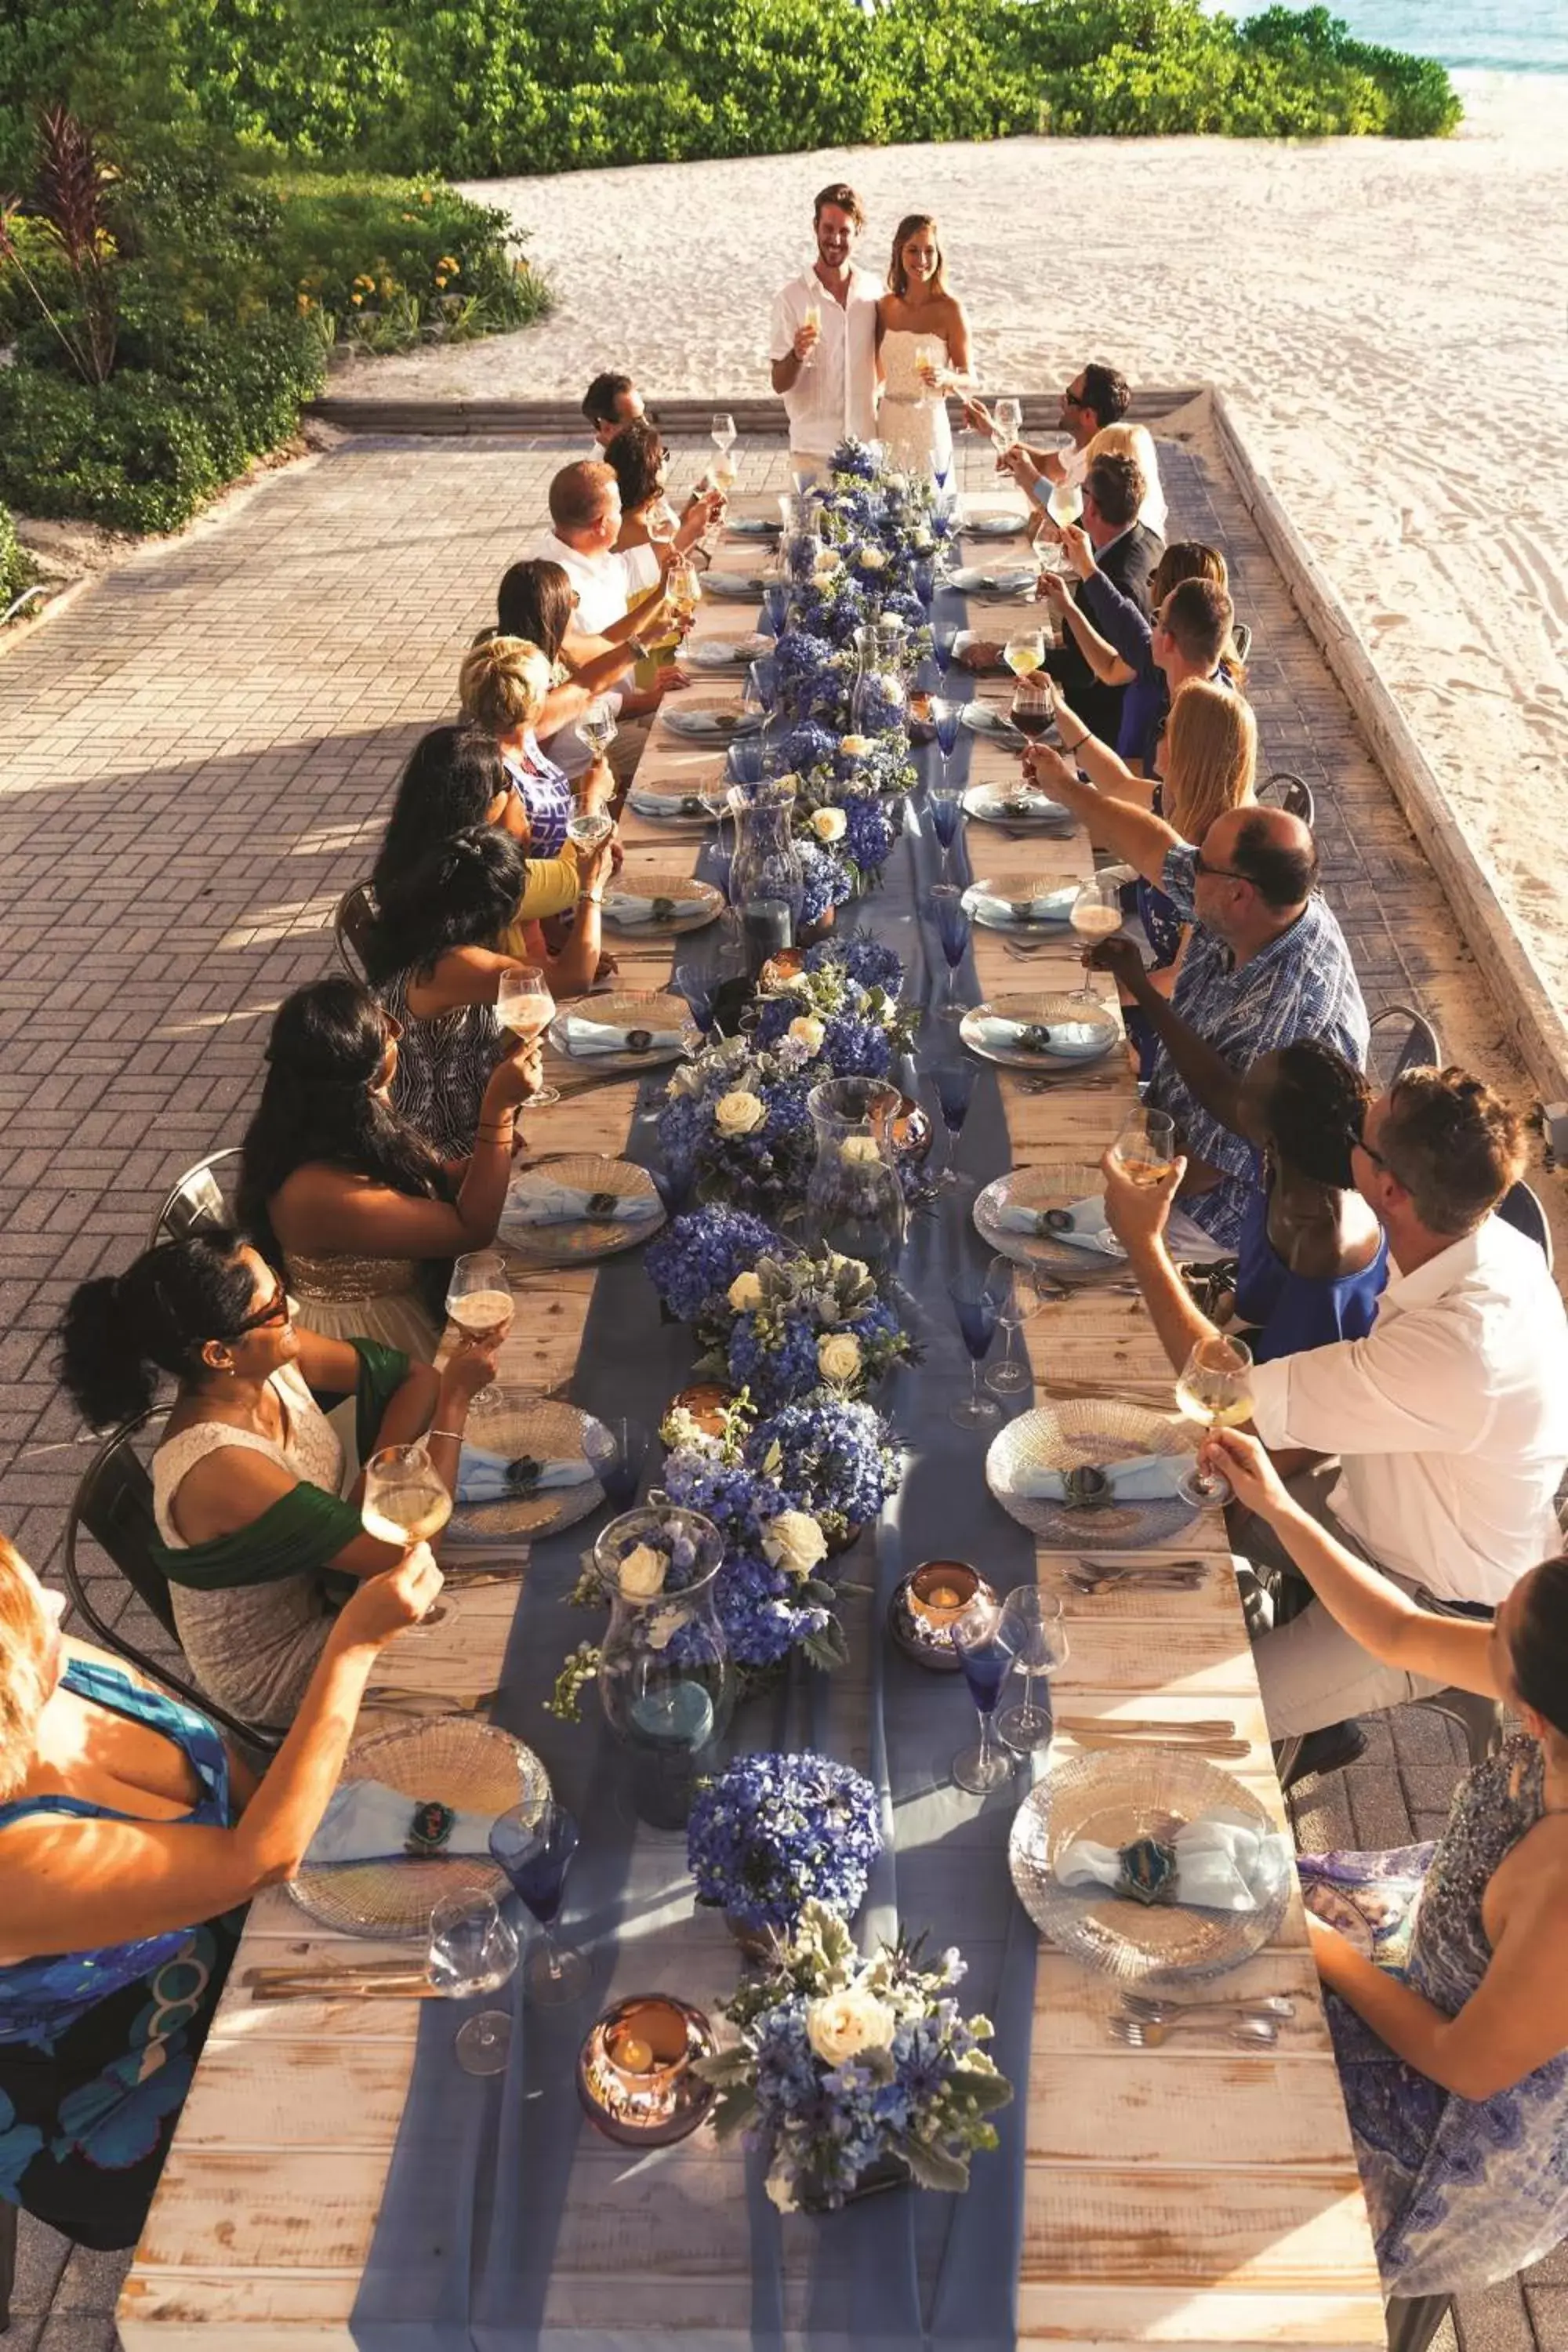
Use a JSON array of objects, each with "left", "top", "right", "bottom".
[
  {"left": 1416, "top": 1686, "right": 1506, "bottom": 1770},
  {"left": 147, "top": 1146, "right": 242, "bottom": 1250},
  {"left": 1230, "top": 620, "right": 1252, "bottom": 666},
  {"left": 64, "top": 1408, "right": 285, "bottom": 1754},
  {"left": 0, "top": 2199, "right": 16, "bottom": 2331},
  {"left": 1366, "top": 1004, "right": 1443, "bottom": 1094},
  {"left": 1496, "top": 1177, "right": 1555, "bottom": 1273},
  {"left": 1255, "top": 770, "right": 1316, "bottom": 828},
  {"left": 334, "top": 880, "right": 379, "bottom": 984},
  {"left": 1385, "top": 2292, "right": 1453, "bottom": 2352}
]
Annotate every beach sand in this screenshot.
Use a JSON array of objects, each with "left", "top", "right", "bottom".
[{"left": 336, "top": 74, "right": 1568, "bottom": 1016}]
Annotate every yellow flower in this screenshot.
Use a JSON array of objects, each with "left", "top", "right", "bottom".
[
  {"left": 421, "top": 191, "right": 434, "bottom": 205},
  {"left": 437, "top": 256, "right": 459, "bottom": 275},
  {"left": 296, "top": 292, "right": 312, "bottom": 313},
  {"left": 350, "top": 292, "right": 363, "bottom": 307}
]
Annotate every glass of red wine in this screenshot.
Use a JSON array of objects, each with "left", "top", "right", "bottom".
[
  {"left": 1010, "top": 679, "right": 1054, "bottom": 743},
  {"left": 949, "top": 1595, "right": 1018, "bottom": 1793},
  {"left": 488, "top": 1801, "right": 590, "bottom": 2006}
]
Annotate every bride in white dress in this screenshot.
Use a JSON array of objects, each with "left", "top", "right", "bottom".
[{"left": 874, "top": 212, "right": 973, "bottom": 481}]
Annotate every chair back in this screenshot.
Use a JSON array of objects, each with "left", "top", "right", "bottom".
[
  {"left": 1365, "top": 1004, "right": 1442, "bottom": 1095},
  {"left": 1229, "top": 620, "right": 1252, "bottom": 666},
  {"left": 335, "top": 882, "right": 379, "bottom": 984},
  {"left": 147, "top": 1146, "right": 241, "bottom": 1251},
  {"left": 1496, "top": 1178, "right": 1554, "bottom": 1273},
  {"left": 1256, "top": 770, "right": 1315, "bottom": 828}
]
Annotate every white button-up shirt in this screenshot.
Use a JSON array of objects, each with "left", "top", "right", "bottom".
[
  {"left": 1248, "top": 1214, "right": 1568, "bottom": 1605},
  {"left": 530, "top": 529, "right": 643, "bottom": 777},
  {"left": 770, "top": 267, "right": 880, "bottom": 457}
]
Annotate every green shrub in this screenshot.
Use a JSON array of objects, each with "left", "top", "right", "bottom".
[{"left": 0, "top": 499, "right": 34, "bottom": 607}]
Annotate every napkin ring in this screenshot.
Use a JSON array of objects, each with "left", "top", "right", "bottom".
[
  {"left": 651, "top": 899, "right": 677, "bottom": 923},
  {"left": 626, "top": 1029, "right": 654, "bottom": 1054},
  {"left": 1043, "top": 1207, "right": 1078, "bottom": 1233},
  {"left": 1117, "top": 1835, "right": 1177, "bottom": 1906},
  {"left": 506, "top": 1454, "right": 544, "bottom": 1496},
  {"left": 405, "top": 1801, "right": 457, "bottom": 1857},
  {"left": 1017, "top": 1025, "right": 1051, "bottom": 1055},
  {"left": 680, "top": 797, "right": 705, "bottom": 817},
  {"left": 586, "top": 1191, "right": 619, "bottom": 1218},
  {"left": 1058, "top": 1465, "right": 1110, "bottom": 1512}
]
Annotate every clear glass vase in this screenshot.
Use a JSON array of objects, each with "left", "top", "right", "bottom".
[
  {"left": 728, "top": 777, "right": 806, "bottom": 975},
  {"left": 849, "top": 622, "right": 909, "bottom": 736},
  {"left": 595, "top": 1505, "right": 733, "bottom": 1831},
  {"left": 804, "top": 1076, "right": 908, "bottom": 1278}
]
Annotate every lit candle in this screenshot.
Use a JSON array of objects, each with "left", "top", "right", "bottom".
[{"left": 908, "top": 1560, "right": 981, "bottom": 1631}]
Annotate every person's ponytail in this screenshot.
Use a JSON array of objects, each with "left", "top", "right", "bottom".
[
  {"left": 58, "top": 1233, "right": 256, "bottom": 1431},
  {"left": 1512, "top": 1556, "right": 1568, "bottom": 1740}
]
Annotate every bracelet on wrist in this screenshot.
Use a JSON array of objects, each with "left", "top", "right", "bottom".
[{"left": 428, "top": 1425, "right": 464, "bottom": 1443}]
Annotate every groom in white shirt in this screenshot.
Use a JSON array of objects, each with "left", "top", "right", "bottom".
[{"left": 769, "top": 181, "right": 880, "bottom": 473}]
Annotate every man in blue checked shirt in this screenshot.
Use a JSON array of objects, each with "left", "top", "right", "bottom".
[{"left": 1024, "top": 746, "right": 1368, "bottom": 1250}]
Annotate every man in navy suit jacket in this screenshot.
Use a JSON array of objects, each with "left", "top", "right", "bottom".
[{"left": 1045, "top": 452, "right": 1164, "bottom": 744}]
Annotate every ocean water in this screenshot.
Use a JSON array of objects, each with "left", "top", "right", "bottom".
[{"left": 1258, "top": 0, "right": 1568, "bottom": 74}]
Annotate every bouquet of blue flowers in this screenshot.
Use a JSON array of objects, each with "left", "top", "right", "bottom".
[
  {"left": 704, "top": 1242, "right": 916, "bottom": 1410},
  {"left": 645, "top": 1206, "right": 782, "bottom": 1327},
  {"left": 797, "top": 837, "right": 855, "bottom": 930},
  {"left": 656, "top": 1035, "right": 815, "bottom": 1216},
  {"left": 658, "top": 1422, "right": 849, "bottom": 1673},
  {"left": 693, "top": 1900, "right": 1012, "bottom": 2212},
  {"left": 751, "top": 1395, "right": 902, "bottom": 1543},
  {"left": 687, "top": 1753, "right": 882, "bottom": 1937},
  {"left": 751, "top": 948, "right": 918, "bottom": 1078}
]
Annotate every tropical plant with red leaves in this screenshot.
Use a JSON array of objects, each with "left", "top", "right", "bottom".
[{"left": 0, "top": 105, "right": 119, "bottom": 384}]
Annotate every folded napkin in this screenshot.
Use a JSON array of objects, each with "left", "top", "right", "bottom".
[
  {"left": 996, "top": 1192, "right": 1127, "bottom": 1254},
  {"left": 1054, "top": 1810, "right": 1287, "bottom": 1915},
  {"left": 561, "top": 1013, "right": 687, "bottom": 1058},
  {"left": 457, "top": 1445, "right": 596, "bottom": 1504},
  {"left": 973, "top": 1015, "right": 1108, "bottom": 1062},
  {"left": 967, "top": 887, "right": 1076, "bottom": 927},
  {"left": 982, "top": 787, "right": 1066, "bottom": 821},
  {"left": 629, "top": 789, "right": 712, "bottom": 819},
  {"left": 304, "top": 1779, "right": 497, "bottom": 1868},
  {"left": 506, "top": 1179, "right": 660, "bottom": 1228},
  {"left": 603, "top": 888, "right": 713, "bottom": 924},
  {"left": 1014, "top": 1451, "right": 1190, "bottom": 1503}
]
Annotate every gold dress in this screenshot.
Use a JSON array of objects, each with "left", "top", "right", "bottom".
[{"left": 283, "top": 1248, "right": 441, "bottom": 1359}]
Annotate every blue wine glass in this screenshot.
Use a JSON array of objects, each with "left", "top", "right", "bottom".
[
  {"left": 584, "top": 1416, "right": 653, "bottom": 1510},
  {"left": 488, "top": 1800, "right": 590, "bottom": 2005},
  {"left": 650, "top": 1160, "right": 693, "bottom": 1218},
  {"left": 726, "top": 738, "right": 768, "bottom": 786},
  {"left": 672, "top": 962, "right": 715, "bottom": 1035},
  {"left": 929, "top": 883, "right": 971, "bottom": 1010},
  {"left": 927, "top": 779, "right": 964, "bottom": 880},
  {"left": 932, "top": 1058, "right": 978, "bottom": 1191},
  {"left": 763, "top": 579, "right": 791, "bottom": 635},
  {"left": 949, "top": 1598, "right": 1018, "bottom": 1792},
  {"left": 948, "top": 1265, "right": 1004, "bottom": 1434},
  {"left": 932, "top": 626, "right": 956, "bottom": 677}
]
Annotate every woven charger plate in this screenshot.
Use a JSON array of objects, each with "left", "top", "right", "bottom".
[
  {"left": 601, "top": 869, "right": 724, "bottom": 936},
  {"left": 961, "top": 780, "right": 1070, "bottom": 829},
  {"left": 500, "top": 1152, "right": 663, "bottom": 1265},
  {"left": 963, "top": 880, "right": 1086, "bottom": 935},
  {"left": 975, "top": 1163, "right": 1133, "bottom": 1286},
  {"left": 1009, "top": 1749, "right": 1290, "bottom": 1990},
  {"left": 985, "top": 1397, "right": 1201, "bottom": 1552},
  {"left": 446, "top": 1390, "right": 604, "bottom": 1543},
  {"left": 960, "top": 994, "right": 1120, "bottom": 1073},
  {"left": 549, "top": 989, "right": 698, "bottom": 1072},
  {"left": 288, "top": 1715, "right": 550, "bottom": 1940}
]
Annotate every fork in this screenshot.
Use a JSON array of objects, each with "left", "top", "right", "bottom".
[
  {"left": 1109, "top": 2014, "right": 1279, "bottom": 2050},
  {"left": 1069, "top": 1557, "right": 1207, "bottom": 1586},
  {"left": 1123, "top": 1992, "right": 1296, "bottom": 2023},
  {"left": 1065, "top": 1566, "right": 1206, "bottom": 1595},
  {"left": 363, "top": 1685, "right": 501, "bottom": 1716}
]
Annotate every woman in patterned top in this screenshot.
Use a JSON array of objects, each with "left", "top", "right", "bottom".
[{"left": 458, "top": 634, "right": 612, "bottom": 849}]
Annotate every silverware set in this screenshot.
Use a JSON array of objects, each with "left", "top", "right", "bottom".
[
  {"left": 1055, "top": 1715, "right": 1251, "bottom": 1761},
  {"left": 244, "top": 1961, "right": 439, "bottom": 2004},
  {"left": 1109, "top": 2009, "right": 1283, "bottom": 2050},
  {"left": 363, "top": 1684, "right": 501, "bottom": 1718},
  {"left": 1064, "top": 1557, "right": 1207, "bottom": 1595}
]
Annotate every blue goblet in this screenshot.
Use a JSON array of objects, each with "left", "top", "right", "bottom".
[
  {"left": 672, "top": 962, "right": 715, "bottom": 1035},
  {"left": 932, "top": 626, "right": 956, "bottom": 677},
  {"left": 946, "top": 1266, "right": 1004, "bottom": 1429},
  {"left": 584, "top": 1415, "right": 654, "bottom": 1510},
  {"left": 488, "top": 1801, "right": 590, "bottom": 2006},
  {"left": 929, "top": 882, "right": 971, "bottom": 1011},
  {"left": 932, "top": 1058, "right": 978, "bottom": 1191},
  {"left": 650, "top": 1160, "right": 693, "bottom": 1219},
  {"left": 949, "top": 1599, "right": 1018, "bottom": 1793},
  {"left": 763, "top": 580, "right": 791, "bottom": 635},
  {"left": 927, "top": 779, "right": 964, "bottom": 879},
  {"left": 726, "top": 739, "right": 768, "bottom": 786}
]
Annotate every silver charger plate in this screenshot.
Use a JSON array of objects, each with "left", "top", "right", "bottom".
[
  {"left": 960, "top": 703, "right": 1025, "bottom": 746},
  {"left": 962, "top": 781, "right": 1071, "bottom": 829},
  {"left": 448, "top": 1390, "right": 605, "bottom": 1544},
  {"left": 500, "top": 1152, "right": 665, "bottom": 1264},
  {"left": 288, "top": 1715, "right": 550, "bottom": 1940},
  {"left": 548, "top": 989, "right": 699, "bottom": 1071},
  {"left": 601, "top": 869, "right": 724, "bottom": 936},
  {"left": 683, "top": 633, "right": 771, "bottom": 672},
  {"left": 948, "top": 564, "right": 1040, "bottom": 597},
  {"left": 962, "top": 879, "right": 1083, "bottom": 934},
  {"left": 960, "top": 995, "right": 1120, "bottom": 1072},
  {"left": 985, "top": 1397, "right": 1200, "bottom": 1551},
  {"left": 727, "top": 515, "right": 780, "bottom": 539},
  {"left": 662, "top": 700, "right": 761, "bottom": 741},
  {"left": 1010, "top": 1750, "right": 1290, "bottom": 1989},
  {"left": 702, "top": 571, "right": 771, "bottom": 600},
  {"left": 975, "top": 1164, "right": 1132, "bottom": 1285},
  {"left": 963, "top": 510, "right": 1028, "bottom": 539}
]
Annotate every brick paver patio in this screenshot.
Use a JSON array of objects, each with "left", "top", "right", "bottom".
[{"left": 0, "top": 428, "right": 1561, "bottom": 2350}]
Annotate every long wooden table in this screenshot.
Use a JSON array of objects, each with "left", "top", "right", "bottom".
[{"left": 119, "top": 494, "right": 1385, "bottom": 2352}]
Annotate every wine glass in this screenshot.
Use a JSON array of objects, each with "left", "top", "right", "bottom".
[
  {"left": 645, "top": 499, "right": 680, "bottom": 550},
  {"left": 583, "top": 1415, "right": 653, "bottom": 1509},
  {"left": 995, "top": 1586, "right": 1068, "bottom": 1754},
  {"left": 362, "top": 1440, "right": 452, "bottom": 1550},
  {"left": 946, "top": 1265, "right": 1003, "bottom": 1428},
  {"left": 671, "top": 960, "right": 715, "bottom": 1035},
  {"left": 927, "top": 778, "right": 965, "bottom": 880},
  {"left": 445, "top": 1250, "right": 513, "bottom": 1342},
  {"left": 929, "top": 883, "right": 971, "bottom": 1012},
  {"left": 1003, "top": 627, "right": 1046, "bottom": 680},
  {"left": 949, "top": 1595, "right": 1017, "bottom": 1793},
  {"left": 1068, "top": 874, "right": 1123, "bottom": 1007},
  {"left": 992, "top": 396, "right": 1022, "bottom": 454},
  {"left": 710, "top": 410, "right": 736, "bottom": 456},
  {"left": 427, "top": 1889, "right": 521, "bottom": 2074},
  {"left": 488, "top": 1801, "right": 589, "bottom": 2006},
  {"left": 983, "top": 1254, "right": 1031, "bottom": 1397},
  {"left": 1174, "top": 1335, "right": 1254, "bottom": 1508},
  {"left": 1010, "top": 678, "right": 1054, "bottom": 745},
  {"left": 801, "top": 298, "right": 822, "bottom": 370},
  {"left": 1108, "top": 1106, "right": 1178, "bottom": 1188},
  {"left": 763, "top": 577, "right": 792, "bottom": 636},
  {"left": 931, "top": 695, "right": 964, "bottom": 789},
  {"left": 578, "top": 696, "right": 618, "bottom": 762},
  {"left": 932, "top": 1059, "right": 978, "bottom": 1193},
  {"left": 666, "top": 558, "right": 702, "bottom": 628},
  {"left": 1048, "top": 476, "right": 1083, "bottom": 529},
  {"left": 496, "top": 965, "right": 561, "bottom": 1108}
]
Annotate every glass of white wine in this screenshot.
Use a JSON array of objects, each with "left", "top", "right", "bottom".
[
  {"left": 645, "top": 498, "right": 680, "bottom": 549},
  {"left": 710, "top": 410, "right": 736, "bottom": 456},
  {"left": 1108, "top": 1106, "right": 1178, "bottom": 1187},
  {"left": 362, "top": 1440, "right": 452, "bottom": 1552},
  {"left": 1002, "top": 627, "right": 1046, "bottom": 679},
  {"left": 666, "top": 557, "right": 702, "bottom": 629},
  {"left": 578, "top": 696, "right": 618, "bottom": 763},
  {"left": 496, "top": 965, "right": 561, "bottom": 1108},
  {"left": 1173, "top": 1335, "right": 1254, "bottom": 1507},
  {"left": 992, "top": 395, "right": 1022, "bottom": 453},
  {"left": 801, "top": 298, "right": 822, "bottom": 368},
  {"left": 1068, "top": 873, "right": 1123, "bottom": 1004},
  {"left": 1048, "top": 476, "right": 1083, "bottom": 529},
  {"left": 445, "top": 1249, "right": 513, "bottom": 1341}
]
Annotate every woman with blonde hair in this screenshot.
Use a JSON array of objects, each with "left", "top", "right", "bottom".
[
  {"left": 1083, "top": 419, "right": 1168, "bottom": 541},
  {"left": 458, "top": 633, "right": 613, "bottom": 855},
  {"left": 873, "top": 212, "right": 972, "bottom": 480},
  {"left": 1040, "top": 538, "right": 1245, "bottom": 772},
  {"left": 0, "top": 1530, "right": 440, "bottom": 2248}
]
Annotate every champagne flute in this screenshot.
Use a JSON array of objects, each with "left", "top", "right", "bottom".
[
  {"left": 1068, "top": 874, "right": 1122, "bottom": 1006},
  {"left": 927, "top": 777, "right": 965, "bottom": 880},
  {"left": 488, "top": 1801, "right": 590, "bottom": 2007},
  {"left": 1174, "top": 1335, "right": 1254, "bottom": 1507},
  {"left": 995, "top": 1586, "right": 1068, "bottom": 1754},
  {"left": 932, "top": 1058, "right": 978, "bottom": 1191},
  {"left": 1003, "top": 627, "right": 1046, "bottom": 679},
  {"left": 496, "top": 965, "right": 561, "bottom": 1108},
  {"left": 992, "top": 396, "right": 1022, "bottom": 454},
  {"left": 801, "top": 298, "right": 822, "bottom": 370},
  {"left": 445, "top": 1249, "right": 513, "bottom": 1341},
  {"left": 427, "top": 1889, "right": 521, "bottom": 2074},
  {"left": 362, "top": 1440, "right": 452, "bottom": 1551},
  {"left": 949, "top": 1595, "right": 1017, "bottom": 1792},
  {"left": 1108, "top": 1106, "right": 1178, "bottom": 1187},
  {"left": 929, "top": 882, "right": 971, "bottom": 1013}
]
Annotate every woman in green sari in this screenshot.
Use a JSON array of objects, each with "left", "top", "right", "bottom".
[{"left": 59, "top": 1234, "right": 501, "bottom": 1728}]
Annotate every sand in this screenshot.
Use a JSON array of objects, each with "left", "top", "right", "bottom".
[{"left": 333, "top": 74, "right": 1568, "bottom": 1011}]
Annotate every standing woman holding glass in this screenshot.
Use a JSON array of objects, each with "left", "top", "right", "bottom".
[{"left": 874, "top": 213, "right": 973, "bottom": 481}]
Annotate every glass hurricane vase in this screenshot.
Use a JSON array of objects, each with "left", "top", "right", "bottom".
[
  {"left": 594, "top": 1506, "right": 734, "bottom": 1831},
  {"left": 804, "top": 1076, "right": 909, "bottom": 1279}
]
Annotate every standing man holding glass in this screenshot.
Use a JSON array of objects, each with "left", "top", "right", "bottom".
[{"left": 769, "top": 182, "right": 880, "bottom": 474}]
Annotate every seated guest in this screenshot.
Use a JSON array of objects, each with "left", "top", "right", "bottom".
[
  {"left": 457, "top": 635, "right": 607, "bottom": 850},
  {"left": 492, "top": 557, "right": 684, "bottom": 744},
  {"left": 1198, "top": 1431, "right": 1568, "bottom": 2297},
  {"left": 372, "top": 724, "right": 579, "bottom": 924},
  {"left": 237, "top": 976, "right": 543, "bottom": 1355},
  {"left": 1076, "top": 417, "right": 1169, "bottom": 542},
  {"left": 366, "top": 826, "right": 608, "bottom": 1157},
  {"left": 1029, "top": 750, "right": 1367, "bottom": 1247},
  {"left": 0, "top": 1533, "right": 441, "bottom": 2249},
  {"left": 530, "top": 461, "right": 681, "bottom": 783},
  {"left": 1097, "top": 1067, "right": 1568, "bottom": 1766},
  {"left": 1044, "top": 546, "right": 1243, "bottom": 772},
  {"left": 58, "top": 1235, "right": 492, "bottom": 1726},
  {"left": 1041, "top": 452, "right": 1164, "bottom": 742},
  {"left": 1229, "top": 1041, "right": 1388, "bottom": 1359},
  {"left": 603, "top": 418, "right": 724, "bottom": 586},
  {"left": 967, "top": 364, "right": 1167, "bottom": 537},
  {"left": 583, "top": 368, "right": 644, "bottom": 451}
]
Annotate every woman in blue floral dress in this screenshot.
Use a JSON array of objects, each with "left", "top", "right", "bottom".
[
  {"left": 1210, "top": 1430, "right": 1568, "bottom": 2296},
  {"left": 0, "top": 1534, "right": 441, "bottom": 2247}
]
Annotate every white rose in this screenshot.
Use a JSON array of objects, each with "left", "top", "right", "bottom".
[
  {"left": 806, "top": 1986, "right": 898, "bottom": 2067},
  {"left": 829, "top": 1253, "right": 868, "bottom": 1283},
  {"left": 856, "top": 545, "right": 887, "bottom": 572},
  {"left": 728, "top": 1271, "right": 764, "bottom": 1312},
  {"left": 811, "top": 807, "right": 848, "bottom": 844},
  {"left": 666, "top": 1060, "right": 705, "bottom": 1100},
  {"left": 617, "top": 1543, "right": 667, "bottom": 1599},
  {"left": 838, "top": 735, "right": 873, "bottom": 758},
  {"left": 762, "top": 1509, "right": 829, "bottom": 1581},
  {"left": 811, "top": 548, "right": 843, "bottom": 579},
  {"left": 788, "top": 1014, "right": 826, "bottom": 1054},
  {"left": 817, "top": 1332, "right": 862, "bottom": 1385},
  {"left": 764, "top": 2168, "right": 800, "bottom": 2213},
  {"left": 839, "top": 1134, "right": 882, "bottom": 1166},
  {"left": 786, "top": 970, "right": 815, "bottom": 994},
  {"left": 714, "top": 1089, "right": 767, "bottom": 1136}
]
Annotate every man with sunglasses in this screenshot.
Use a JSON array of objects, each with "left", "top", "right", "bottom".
[{"left": 965, "top": 364, "right": 1166, "bottom": 538}]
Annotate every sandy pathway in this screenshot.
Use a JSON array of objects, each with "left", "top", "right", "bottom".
[{"left": 335, "top": 74, "right": 1568, "bottom": 1008}]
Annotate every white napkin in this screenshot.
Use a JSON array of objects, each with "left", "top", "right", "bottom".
[
  {"left": 304, "top": 1780, "right": 495, "bottom": 1867},
  {"left": 1054, "top": 1811, "right": 1287, "bottom": 1914},
  {"left": 1015, "top": 1451, "right": 1191, "bottom": 1502},
  {"left": 972, "top": 1015, "right": 1108, "bottom": 1062},
  {"left": 457, "top": 1446, "right": 596, "bottom": 1504},
  {"left": 980, "top": 787, "right": 1066, "bottom": 820},
  {"left": 505, "top": 1180, "right": 660, "bottom": 1228},
  {"left": 1000, "top": 1192, "right": 1127, "bottom": 1254},
  {"left": 629, "top": 788, "right": 713, "bottom": 819},
  {"left": 561, "top": 1014, "right": 687, "bottom": 1058},
  {"left": 603, "top": 889, "right": 713, "bottom": 924},
  {"left": 967, "top": 887, "right": 1076, "bottom": 927}
]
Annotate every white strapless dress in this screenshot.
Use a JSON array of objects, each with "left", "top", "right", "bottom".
[{"left": 878, "top": 329, "right": 953, "bottom": 481}]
